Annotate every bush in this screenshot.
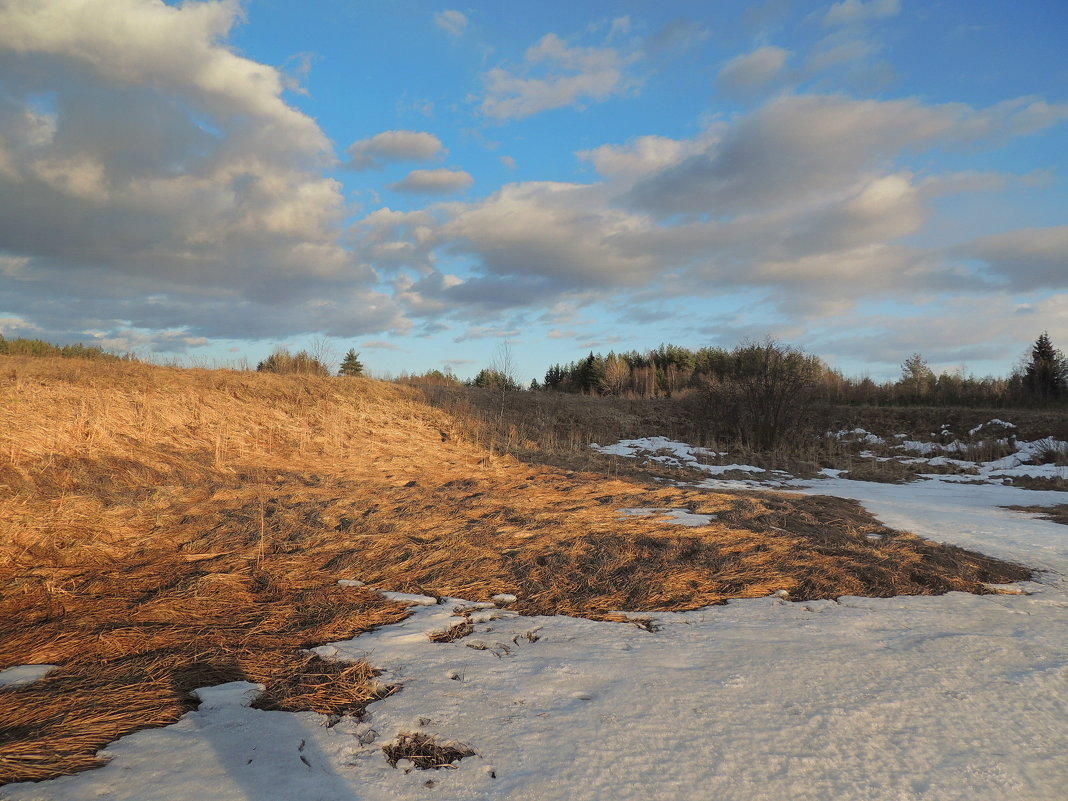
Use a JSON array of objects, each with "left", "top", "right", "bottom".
[
  {"left": 700, "top": 340, "right": 823, "bottom": 451},
  {"left": 470, "top": 368, "right": 520, "bottom": 392},
  {"left": 256, "top": 348, "right": 330, "bottom": 377}
]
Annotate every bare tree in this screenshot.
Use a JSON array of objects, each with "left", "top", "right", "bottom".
[{"left": 310, "top": 336, "right": 339, "bottom": 376}]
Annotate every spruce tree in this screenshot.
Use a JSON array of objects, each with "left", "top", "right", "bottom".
[
  {"left": 338, "top": 348, "right": 364, "bottom": 377},
  {"left": 1023, "top": 333, "right": 1067, "bottom": 401}
]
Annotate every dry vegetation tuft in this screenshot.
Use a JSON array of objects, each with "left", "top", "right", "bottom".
[
  {"left": 382, "top": 732, "right": 475, "bottom": 770},
  {"left": 1003, "top": 504, "right": 1068, "bottom": 526},
  {"left": 0, "top": 358, "right": 1032, "bottom": 784}
]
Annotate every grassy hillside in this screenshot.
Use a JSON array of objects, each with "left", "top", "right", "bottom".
[{"left": 0, "top": 358, "right": 1030, "bottom": 783}]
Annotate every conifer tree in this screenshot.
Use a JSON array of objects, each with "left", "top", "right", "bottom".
[
  {"left": 1023, "top": 332, "right": 1067, "bottom": 401},
  {"left": 338, "top": 348, "right": 364, "bottom": 376}
]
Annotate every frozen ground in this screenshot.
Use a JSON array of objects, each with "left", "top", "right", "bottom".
[{"left": 4, "top": 439, "right": 1068, "bottom": 800}]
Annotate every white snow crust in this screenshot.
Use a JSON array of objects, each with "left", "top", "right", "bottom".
[
  {"left": 0, "top": 665, "right": 57, "bottom": 688},
  {"left": 619, "top": 507, "right": 717, "bottom": 526},
  {"left": 4, "top": 439, "right": 1068, "bottom": 801}
]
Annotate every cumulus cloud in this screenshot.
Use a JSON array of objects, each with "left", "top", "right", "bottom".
[
  {"left": 390, "top": 168, "right": 474, "bottom": 194},
  {"left": 439, "top": 181, "right": 656, "bottom": 289},
  {"left": 361, "top": 90, "right": 1066, "bottom": 337},
  {"left": 346, "top": 130, "right": 445, "bottom": 170},
  {"left": 434, "top": 9, "right": 467, "bottom": 37},
  {"left": 823, "top": 0, "right": 901, "bottom": 27},
  {"left": 0, "top": 0, "right": 404, "bottom": 349},
  {"left": 480, "top": 33, "right": 640, "bottom": 120},
  {"left": 717, "top": 46, "right": 790, "bottom": 94},
  {"left": 625, "top": 93, "right": 1068, "bottom": 219},
  {"left": 579, "top": 134, "right": 706, "bottom": 179}
]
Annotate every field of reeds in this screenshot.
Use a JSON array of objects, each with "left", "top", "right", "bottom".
[
  {"left": 413, "top": 382, "right": 1068, "bottom": 482},
  {"left": 0, "top": 358, "right": 1033, "bottom": 784}
]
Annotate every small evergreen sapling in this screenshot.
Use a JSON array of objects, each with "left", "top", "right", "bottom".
[{"left": 338, "top": 349, "right": 364, "bottom": 377}]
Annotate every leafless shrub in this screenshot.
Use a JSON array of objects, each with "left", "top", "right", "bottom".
[{"left": 699, "top": 340, "right": 824, "bottom": 451}]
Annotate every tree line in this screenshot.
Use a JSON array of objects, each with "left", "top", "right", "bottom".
[{"left": 535, "top": 334, "right": 1068, "bottom": 408}]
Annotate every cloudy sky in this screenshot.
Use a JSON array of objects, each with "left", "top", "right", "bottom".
[{"left": 0, "top": 0, "right": 1066, "bottom": 381}]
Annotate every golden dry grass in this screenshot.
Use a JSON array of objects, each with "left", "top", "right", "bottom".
[{"left": 0, "top": 357, "right": 1031, "bottom": 784}]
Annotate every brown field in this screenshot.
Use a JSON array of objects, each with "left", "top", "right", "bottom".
[{"left": 0, "top": 358, "right": 1031, "bottom": 784}]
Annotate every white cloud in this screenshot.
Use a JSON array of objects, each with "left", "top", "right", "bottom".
[
  {"left": 361, "top": 340, "right": 407, "bottom": 351},
  {"left": 626, "top": 93, "right": 1068, "bottom": 219},
  {"left": 361, "top": 90, "right": 1066, "bottom": 336},
  {"left": 0, "top": 0, "right": 405, "bottom": 348},
  {"left": 346, "top": 130, "right": 445, "bottom": 170},
  {"left": 823, "top": 0, "right": 901, "bottom": 27},
  {"left": 717, "top": 46, "right": 791, "bottom": 94},
  {"left": 579, "top": 134, "right": 706, "bottom": 180},
  {"left": 480, "top": 33, "right": 640, "bottom": 120},
  {"left": 815, "top": 292, "right": 1068, "bottom": 374},
  {"left": 439, "top": 181, "right": 656, "bottom": 289},
  {"left": 434, "top": 10, "right": 468, "bottom": 38},
  {"left": 390, "top": 168, "right": 474, "bottom": 194}
]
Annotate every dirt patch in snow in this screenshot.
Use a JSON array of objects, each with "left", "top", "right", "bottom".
[{"left": 382, "top": 732, "right": 475, "bottom": 770}]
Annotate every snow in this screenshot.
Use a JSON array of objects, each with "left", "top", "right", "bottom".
[
  {"left": 833, "top": 428, "right": 885, "bottom": 445},
  {"left": 0, "top": 664, "right": 56, "bottom": 687},
  {"left": 5, "top": 438, "right": 1068, "bottom": 801},
  {"left": 619, "top": 507, "right": 717, "bottom": 526},
  {"left": 189, "top": 681, "right": 266, "bottom": 710},
  {"left": 969, "top": 418, "right": 1016, "bottom": 436},
  {"left": 591, "top": 437, "right": 728, "bottom": 469}
]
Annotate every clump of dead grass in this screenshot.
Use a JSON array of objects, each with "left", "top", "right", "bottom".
[
  {"left": 382, "top": 732, "right": 475, "bottom": 770},
  {"left": 1002, "top": 504, "right": 1068, "bottom": 526},
  {"left": 0, "top": 356, "right": 1035, "bottom": 785}
]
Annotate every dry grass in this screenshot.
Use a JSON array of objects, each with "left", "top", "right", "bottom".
[
  {"left": 1001, "top": 476, "right": 1068, "bottom": 492},
  {"left": 382, "top": 732, "right": 475, "bottom": 770},
  {"left": 1003, "top": 504, "right": 1068, "bottom": 526},
  {"left": 0, "top": 357, "right": 1033, "bottom": 784}
]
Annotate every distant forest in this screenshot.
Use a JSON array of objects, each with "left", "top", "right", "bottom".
[
  {"left": 529, "top": 336, "right": 1068, "bottom": 408},
  {"left": 0, "top": 335, "right": 121, "bottom": 361}
]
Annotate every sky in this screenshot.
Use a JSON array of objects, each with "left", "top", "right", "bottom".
[{"left": 0, "top": 0, "right": 1066, "bottom": 383}]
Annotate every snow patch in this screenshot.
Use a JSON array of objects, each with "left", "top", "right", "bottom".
[
  {"left": 0, "top": 664, "right": 57, "bottom": 687},
  {"left": 190, "top": 681, "right": 266, "bottom": 710},
  {"left": 619, "top": 507, "right": 716, "bottom": 527}
]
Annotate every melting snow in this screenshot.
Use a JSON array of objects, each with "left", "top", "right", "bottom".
[
  {"left": 619, "top": 507, "right": 716, "bottom": 527},
  {"left": 0, "top": 664, "right": 57, "bottom": 687}
]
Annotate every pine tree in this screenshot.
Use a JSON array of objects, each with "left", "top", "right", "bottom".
[
  {"left": 338, "top": 348, "right": 364, "bottom": 377},
  {"left": 1023, "top": 333, "right": 1067, "bottom": 401}
]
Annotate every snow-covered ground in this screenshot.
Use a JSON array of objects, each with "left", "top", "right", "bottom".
[
  {"left": 4, "top": 438, "right": 1068, "bottom": 801},
  {"left": 594, "top": 427, "right": 1068, "bottom": 486}
]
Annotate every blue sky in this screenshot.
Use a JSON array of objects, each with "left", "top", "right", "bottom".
[{"left": 0, "top": 0, "right": 1066, "bottom": 382}]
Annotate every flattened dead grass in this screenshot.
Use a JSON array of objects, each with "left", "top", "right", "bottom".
[
  {"left": 1002, "top": 504, "right": 1068, "bottom": 526},
  {"left": 0, "top": 357, "right": 1032, "bottom": 784}
]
